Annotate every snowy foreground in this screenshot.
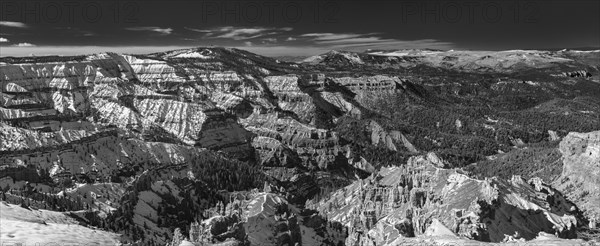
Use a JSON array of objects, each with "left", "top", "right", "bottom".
[{"left": 0, "top": 202, "right": 120, "bottom": 245}]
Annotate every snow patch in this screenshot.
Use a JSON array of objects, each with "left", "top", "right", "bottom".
[{"left": 173, "top": 52, "right": 211, "bottom": 59}]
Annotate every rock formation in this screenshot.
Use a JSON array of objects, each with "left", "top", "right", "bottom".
[
  {"left": 167, "top": 192, "right": 347, "bottom": 246},
  {"left": 555, "top": 131, "right": 600, "bottom": 228},
  {"left": 1, "top": 47, "right": 599, "bottom": 245},
  {"left": 308, "top": 153, "right": 584, "bottom": 245}
]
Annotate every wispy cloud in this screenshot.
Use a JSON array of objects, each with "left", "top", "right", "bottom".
[
  {"left": 0, "top": 21, "right": 28, "bottom": 28},
  {"left": 299, "top": 32, "right": 454, "bottom": 51},
  {"left": 262, "top": 38, "right": 277, "bottom": 44},
  {"left": 12, "top": 42, "right": 35, "bottom": 47},
  {"left": 54, "top": 27, "right": 96, "bottom": 37},
  {"left": 186, "top": 26, "right": 292, "bottom": 40},
  {"left": 182, "top": 27, "right": 448, "bottom": 51},
  {"left": 125, "top": 26, "right": 173, "bottom": 35},
  {"left": 0, "top": 37, "right": 8, "bottom": 43},
  {"left": 300, "top": 33, "right": 371, "bottom": 41},
  {"left": 235, "top": 46, "right": 330, "bottom": 57}
]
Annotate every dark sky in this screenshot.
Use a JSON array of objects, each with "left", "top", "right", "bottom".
[{"left": 1, "top": 0, "right": 599, "bottom": 56}]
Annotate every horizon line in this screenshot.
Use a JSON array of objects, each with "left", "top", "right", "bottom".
[{"left": 1, "top": 45, "right": 600, "bottom": 58}]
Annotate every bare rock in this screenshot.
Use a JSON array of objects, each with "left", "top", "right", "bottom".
[
  {"left": 548, "top": 130, "right": 561, "bottom": 141},
  {"left": 424, "top": 219, "right": 457, "bottom": 237},
  {"left": 554, "top": 131, "right": 600, "bottom": 228},
  {"left": 425, "top": 152, "right": 449, "bottom": 168},
  {"left": 251, "top": 136, "right": 301, "bottom": 168},
  {"left": 389, "top": 130, "right": 419, "bottom": 153},
  {"left": 308, "top": 154, "right": 580, "bottom": 244}
]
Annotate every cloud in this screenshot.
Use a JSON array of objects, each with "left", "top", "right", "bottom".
[
  {"left": 244, "top": 41, "right": 253, "bottom": 47},
  {"left": 301, "top": 33, "right": 384, "bottom": 42},
  {"left": 0, "top": 21, "right": 28, "bottom": 28},
  {"left": 301, "top": 33, "right": 366, "bottom": 41},
  {"left": 300, "top": 32, "right": 454, "bottom": 51},
  {"left": 285, "top": 37, "right": 297, "bottom": 41},
  {"left": 186, "top": 26, "right": 292, "bottom": 40},
  {"left": 262, "top": 38, "right": 277, "bottom": 44},
  {"left": 214, "top": 27, "right": 266, "bottom": 39},
  {"left": 235, "top": 46, "right": 330, "bottom": 57},
  {"left": 125, "top": 26, "right": 173, "bottom": 35},
  {"left": 0, "top": 37, "right": 8, "bottom": 42},
  {"left": 184, "top": 27, "right": 209, "bottom": 32},
  {"left": 54, "top": 26, "right": 97, "bottom": 37},
  {"left": 317, "top": 36, "right": 391, "bottom": 45},
  {"left": 12, "top": 42, "right": 36, "bottom": 47}
]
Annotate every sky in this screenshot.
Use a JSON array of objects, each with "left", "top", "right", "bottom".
[{"left": 0, "top": 0, "right": 599, "bottom": 57}]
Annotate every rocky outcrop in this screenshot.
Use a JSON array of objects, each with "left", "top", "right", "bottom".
[
  {"left": 548, "top": 130, "right": 561, "bottom": 141},
  {"left": 560, "top": 70, "right": 592, "bottom": 78},
  {"left": 330, "top": 75, "right": 404, "bottom": 93},
  {"left": 121, "top": 54, "right": 187, "bottom": 85},
  {"left": 251, "top": 136, "right": 301, "bottom": 168},
  {"left": 0, "top": 123, "right": 91, "bottom": 151},
  {"left": 365, "top": 120, "right": 418, "bottom": 153},
  {"left": 307, "top": 154, "right": 581, "bottom": 245},
  {"left": 264, "top": 75, "right": 316, "bottom": 123},
  {"left": 169, "top": 192, "right": 347, "bottom": 246},
  {"left": 243, "top": 193, "right": 303, "bottom": 245},
  {"left": 241, "top": 112, "right": 344, "bottom": 170},
  {"left": 554, "top": 131, "right": 600, "bottom": 228}
]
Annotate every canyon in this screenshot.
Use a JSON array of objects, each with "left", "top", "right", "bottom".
[{"left": 1, "top": 47, "right": 599, "bottom": 245}]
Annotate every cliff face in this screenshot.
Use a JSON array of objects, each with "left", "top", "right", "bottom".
[
  {"left": 555, "top": 131, "right": 600, "bottom": 228},
  {"left": 0, "top": 48, "right": 385, "bottom": 244},
  {"left": 0, "top": 48, "right": 372, "bottom": 178}
]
